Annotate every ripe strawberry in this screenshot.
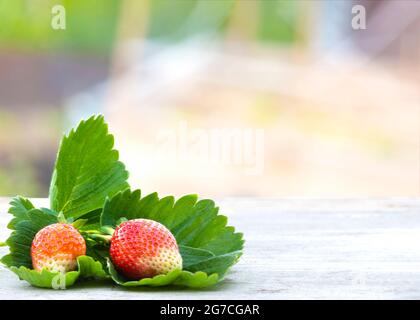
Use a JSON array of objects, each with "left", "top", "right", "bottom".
[
  {"left": 110, "top": 219, "right": 182, "bottom": 279},
  {"left": 31, "top": 223, "right": 86, "bottom": 273}
]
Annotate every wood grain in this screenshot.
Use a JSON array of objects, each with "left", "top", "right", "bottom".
[{"left": 0, "top": 197, "right": 420, "bottom": 299}]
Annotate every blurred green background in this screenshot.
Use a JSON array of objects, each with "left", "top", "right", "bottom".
[
  {"left": 0, "top": 0, "right": 301, "bottom": 52},
  {"left": 0, "top": 0, "right": 121, "bottom": 52}
]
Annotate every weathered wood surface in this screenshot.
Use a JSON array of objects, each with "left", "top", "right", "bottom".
[{"left": 1, "top": 197, "right": 420, "bottom": 300}]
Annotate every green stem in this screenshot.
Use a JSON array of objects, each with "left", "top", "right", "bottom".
[
  {"left": 57, "top": 212, "right": 67, "bottom": 223},
  {"left": 100, "top": 226, "right": 115, "bottom": 235},
  {"left": 82, "top": 230, "right": 103, "bottom": 234},
  {"left": 87, "top": 234, "right": 112, "bottom": 243}
]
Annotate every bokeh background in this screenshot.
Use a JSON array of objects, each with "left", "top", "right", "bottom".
[{"left": 0, "top": 0, "right": 419, "bottom": 198}]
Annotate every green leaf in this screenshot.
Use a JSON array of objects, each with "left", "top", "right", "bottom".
[
  {"left": 77, "top": 208, "right": 103, "bottom": 231},
  {"left": 7, "top": 196, "right": 35, "bottom": 229},
  {"left": 99, "top": 189, "right": 244, "bottom": 287},
  {"left": 100, "top": 189, "right": 144, "bottom": 227},
  {"left": 72, "top": 219, "right": 88, "bottom": 229},
  {"left": 57, "top": 212, "right": 67, "bottom": 223},
  {"left": 184, "top": 251, "right": 242, "bottom": 278},
  {"left": 107, "top": 259, "right": 182, "bottom": 287},
  {"left": 1, "top": 208, "right": 59, "bottom": 269},
  {"left": 85, "top": 241, "right": 110, "bottom": 267},
  {"left": 174, "top": 271, "right": 219, "bottom": 288},
  {"left": 10, "top": 266, "right": 79, "bottom": 289},
  {"left": 10, "top": 256, "right": 107, "bottom": 289},
  {"left": 106, "top": 259, "right": 218, "bottom": 288},
  {"left": 49, "top": 115, "right": 129, "bottom": 219},
  {"left": 179, "top": 245, "right": 215, "bottom": 269},
  {"left": 75, "top": 255, "right": 108, "bottom": 279},
  {"left": 106, "top": 245, "right": 221, "bottom": 288}
]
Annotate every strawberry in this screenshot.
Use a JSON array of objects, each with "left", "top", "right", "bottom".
[
  {"left": 110, "top": 219, "right": 182, "bottom": 279},
  {"left": 31, "top": 223, "right": 86, "bottom": 273}
]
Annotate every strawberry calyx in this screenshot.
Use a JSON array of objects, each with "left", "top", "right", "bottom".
[
  {"left": 84, "top": 233, "right": 112, "bottom": 244},
  {"left": 57, "top": 212, "right": 67, "bottom": 223},
  {"left": 81, "top": 225, "right": 115, "bottom": 244}
]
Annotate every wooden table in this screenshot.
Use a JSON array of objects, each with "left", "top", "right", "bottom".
[{"left": 1, "top": 197, "right": 420, "bottom": 299}]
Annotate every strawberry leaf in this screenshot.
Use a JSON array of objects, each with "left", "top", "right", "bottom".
[
  {"left": 182, "top": 250, "right": 242, "bottom": 278},
  {"left": 10, "top": 266, "right": 80, "bottom": 289},
  {"left": 49, "top": 115, "right": 129, "bottom": 220},
  {"left": 179, "top": 245, "right": 215, "bottom": 269},
  {"left": 76, "top": 255, "right": 108, "bottom": 279},
  {"left": 106, "top": 259, "right": 218, "bottom": 288},
  {"left": 174, "top": 271, "right": 219, "bottom": 288},
  {"left": 99, "top": 189, "right": 244, "bottom": 287},
  {"left": 106, "top": 259, "right": 182, "bottom": 287},
  {"left": 10, "top": 256, "right": 107, "bottom": 289},
  {"left": 7, "top": 196, "right": 35, "bottom": 229}
]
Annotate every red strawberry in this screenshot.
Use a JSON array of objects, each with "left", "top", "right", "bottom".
[
  {"left": 110, "top": 219, "right": 182, "bottom": 279},
  {"left": 31, "top": 223, "right": 86, "bottom": 273}
]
